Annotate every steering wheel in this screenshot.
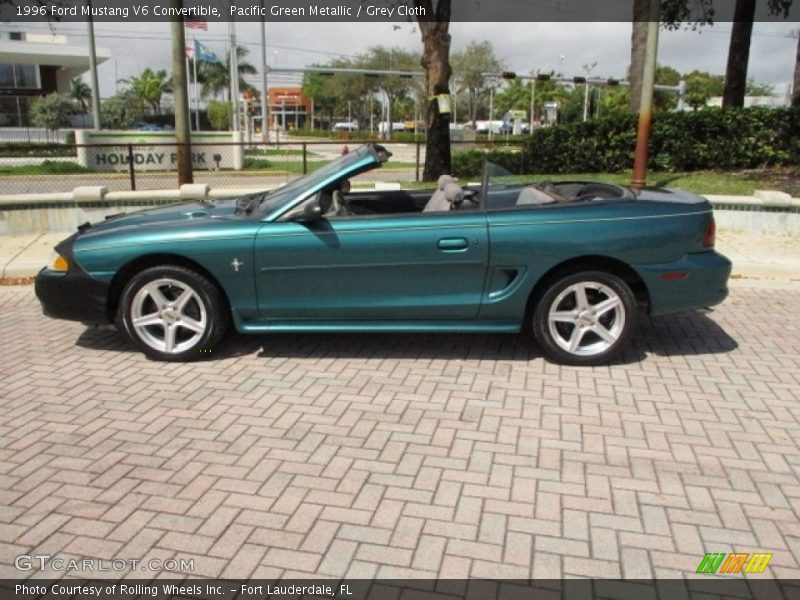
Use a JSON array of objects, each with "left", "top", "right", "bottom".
[{"left": 453, "top": 189, "right": 480, "bottom": 209}]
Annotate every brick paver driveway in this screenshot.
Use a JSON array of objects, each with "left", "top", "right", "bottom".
[{"left": 1, "top": 283, "right": 799, "bottom": 580}]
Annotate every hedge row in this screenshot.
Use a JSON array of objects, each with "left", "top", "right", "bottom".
[{"left": 451, "top": 107, "right": 800, "bottom": 177}]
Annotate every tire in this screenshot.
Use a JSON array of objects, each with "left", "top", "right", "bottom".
[
  {"left": 118, "top": 265, "right": 229, "bottom": 361},
  {"left": 532, "top": 270, "right": 635, "bottom": 366}
]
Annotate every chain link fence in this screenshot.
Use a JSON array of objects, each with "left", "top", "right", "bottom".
[{"left": 0, "top": 138, "right": 529, "bottom": 195}]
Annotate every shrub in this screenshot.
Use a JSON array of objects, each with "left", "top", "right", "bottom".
[
  {"left": 206, "top": 101, "right": 233, "bottom": 131},
  {"left": 516, "top": 107, "right": 800, "bottom": 175},
  {"left": 29, "top": 93, "right": 77, "bottom": 130},
  {"left": 451, "top": 148, "right": 525, "bottom": 178}
]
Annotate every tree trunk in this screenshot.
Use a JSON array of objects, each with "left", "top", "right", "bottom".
[
  {"left": 722, "top": 0, "right": 756, "bottom": 108},
  {"left": 417, "top": 0, "right": 452, "bottom": 181},
  {"left": 628, "top": 0, "right": 650, "bottom": 113},
  {"left": 793, "top": 33, "right": 800, "bottom": 108}
]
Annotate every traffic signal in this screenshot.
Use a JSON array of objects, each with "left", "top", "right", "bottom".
[
  {"left": 573, "top": 76, "right": 587, "bottom": 84},
  {"left": 501, "top": 71, "right": 517, "bottom": 80},
  {"left": 607, "top": 78, "right": 620, "bottom": 86}
]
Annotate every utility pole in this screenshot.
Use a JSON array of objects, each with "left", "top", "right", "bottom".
[
  {"left": 229, "top": 21, "right": 240, "bottom": 131},
  {"left": 259, "top": 4, "right": 269, "bottom": 142},
  {"left": 631, "top": 0, "right": 659, "bottom": 190},
  {"left": 171, "top": 6, "right": 192, "bottom": 184},
  {"left": 85, "top": 1, "right": 101, "bottom": 129},
  {"left": 529, "top": 77, "right": 535, "bottom": 133}
]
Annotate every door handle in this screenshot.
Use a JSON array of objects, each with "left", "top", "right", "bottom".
[{"left": 437, "top": 238, "right": 469, "bottom": 251}]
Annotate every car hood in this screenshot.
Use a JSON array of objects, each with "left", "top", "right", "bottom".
[{"left": 79, "top": 198, "right": 241, "bottom": 235}]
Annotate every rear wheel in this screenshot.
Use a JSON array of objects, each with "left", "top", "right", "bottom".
[
  {"left": 118, "top": 265, "right": 229, "bottom": 361},
  {"left": 532, "top": 271, "right": 635, "bottom": 366}
]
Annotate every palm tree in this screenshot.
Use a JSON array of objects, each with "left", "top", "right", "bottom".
[
  {"left": 197, "top": 45, "right": 256, "bottom": 100},
  {"left": 123, "top": 68, "right": 171, "bottom": 115},
  {"left": 69, "top": 78, "right": 92, "bottom": 114}
]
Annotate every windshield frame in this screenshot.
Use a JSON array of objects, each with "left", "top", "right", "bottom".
[{"left": 258, "top": 144, "right": 387, "bottom": 221}]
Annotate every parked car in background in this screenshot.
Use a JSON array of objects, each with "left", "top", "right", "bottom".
[
  {"left": 36, "top": 144, "right": 731, "bottom": 365},
  {"left": 332, "top": 121, "right": 358, "bottom": 132},
  {"left": 134, "top": 123, "right": 173, "bottom": 132},
  {"left": 378, "top": 121, "right": 406, "bottom": 134}
]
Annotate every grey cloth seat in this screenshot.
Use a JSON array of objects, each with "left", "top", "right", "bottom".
[
  {"left": 516, "top": 183, "right": 567, "bottom": 205},
  {"left": 423, "top": 175, "right": 458, "bottom": 212},
  {"left": 516, "top": 187, "right": 556, "bottom": 205}
]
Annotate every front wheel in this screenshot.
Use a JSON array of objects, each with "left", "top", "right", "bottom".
[
  {"left": 532, "top": 271, "right": 636, "bottom": 366},
  {"left": 118, "top": 265, "right": 229, "bottom": 361}
]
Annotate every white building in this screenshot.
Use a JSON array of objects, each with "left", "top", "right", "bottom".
[{"left": 0, "top": 31, "right": 111, "bottom": 126}]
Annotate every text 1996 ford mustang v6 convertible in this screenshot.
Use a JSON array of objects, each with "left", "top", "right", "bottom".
[{"left": 36, "top": 144, "right": 731, "bottom": 365}]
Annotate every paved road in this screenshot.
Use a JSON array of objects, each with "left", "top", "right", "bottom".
[
  {"left": 1, "top": 283, "right": 798, "bottom": 580},
  {"left": 0, "top": 142, "right": 424, "bottom": 195}
]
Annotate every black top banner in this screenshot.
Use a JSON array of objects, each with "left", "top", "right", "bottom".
[{"left": 2, "top": 0, "right": 800, "bottom": 23}]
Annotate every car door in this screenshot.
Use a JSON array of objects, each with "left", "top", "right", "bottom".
[{"left": 253, "top": 211, "right": 489, "bottom": 321}]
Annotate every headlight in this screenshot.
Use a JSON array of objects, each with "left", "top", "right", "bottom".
[{"left": 47, "top": 251, "right": 69, "bottom": 272}]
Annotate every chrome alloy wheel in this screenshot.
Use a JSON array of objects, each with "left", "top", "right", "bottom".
[
  {"left": 547, "top": 281, "right": 625, "bottom": 357},
  {"left": 129, "top": 278, "right": 208, "bottom": 354}
]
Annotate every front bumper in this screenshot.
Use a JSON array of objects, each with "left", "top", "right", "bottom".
[
  {"left": 34, "top": 235, "right": 111, "bottom": 325},
  {"left": 635, "top": 251, "right": 732, "bottom": 316}
]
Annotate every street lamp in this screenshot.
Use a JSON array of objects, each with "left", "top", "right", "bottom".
[
  {"left": 582, "top": 62, "right": 597, "bottom": 122},
  {"left": 529, "top": 69, "right": 538, "bottom": 133}
]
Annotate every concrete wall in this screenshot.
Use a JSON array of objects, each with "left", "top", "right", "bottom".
[
  {"left": 0, "top": 188, "right": 798, "bottom": 236},
  {"left": 0, "top": 184, "right": 270, "bottom": 235}
]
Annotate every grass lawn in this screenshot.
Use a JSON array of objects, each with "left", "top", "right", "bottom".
[
  {"left": 0, "top": 161, "right": 93, "bottom": 176},
  {"left": 244, "top": 148, "right": 308, "bottom": 157},
  {"left": 537, "top": 169, "right": 798, "bottom": 197}
]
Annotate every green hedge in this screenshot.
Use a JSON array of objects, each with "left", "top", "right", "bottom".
[
  {"left": 0, "top": 143, "right": 77, "bottom": 158},
  {"left": 452, "top": 108, "right": 800, "bottom": 177},
  {"left": 451, "top": 148, "right": 525, "bottom": 178}
]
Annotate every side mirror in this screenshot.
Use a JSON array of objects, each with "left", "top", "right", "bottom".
[{"left": 298, "top": 200, "right": 324, "bottom": 222}]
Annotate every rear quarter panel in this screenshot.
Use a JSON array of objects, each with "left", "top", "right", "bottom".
[{"left": 481, "top": 197, "right": 715, "bottom": 321}]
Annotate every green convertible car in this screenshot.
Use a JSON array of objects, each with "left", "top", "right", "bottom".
[{"left": 36, "top": 143, "right": 731, "bottom": 365}]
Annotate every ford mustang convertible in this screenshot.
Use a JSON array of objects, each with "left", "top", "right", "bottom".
[{"left": 36, "top": 144, "right": 731, "bottom": 365}]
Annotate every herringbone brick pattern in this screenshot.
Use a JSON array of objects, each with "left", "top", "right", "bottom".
[{"left": 1, "top": 285, "right": 799, "bottom": 579}]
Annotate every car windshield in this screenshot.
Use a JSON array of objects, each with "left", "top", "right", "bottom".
[
  {"left": 484, "top": 161, "right": 528, "bottom": 189},
  {"left": 257, "top": 145, "right": 380, "bottom": 214}
]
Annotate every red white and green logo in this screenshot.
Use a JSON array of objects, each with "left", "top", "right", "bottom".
[{"left": 696, "top": 552, "right": 773, "bottom": 574}]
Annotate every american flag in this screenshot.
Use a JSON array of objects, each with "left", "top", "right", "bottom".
[{"left": 184, "top": 19, "right": 207, "bottom": 30}]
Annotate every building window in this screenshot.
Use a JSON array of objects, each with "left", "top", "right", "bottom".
[
  {"left": 15, "top": 65, "right": 39, "bottom": 89},
  {"left": 9, "top": 32, "right": 24, "bottom": 41},
  {"left": 0, "top": 64, "right": 40, "bottom": 89},
  {"left": 0, "top": 64, "right": 15, "bottom": 88}
]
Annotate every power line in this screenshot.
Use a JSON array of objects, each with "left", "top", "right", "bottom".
[{"left": 0, "top": 25, "right": 362, "bottom": 60}]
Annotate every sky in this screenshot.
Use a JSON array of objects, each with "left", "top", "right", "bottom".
[{"left": 4, "top": 20, "right": 798, "bottom": 99}]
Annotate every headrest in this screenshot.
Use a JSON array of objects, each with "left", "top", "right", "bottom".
[
  {"left": 444, "top": 182, "right": 462, "bottom": 203},
  {"left": 438, "top": 174, "right": 456, "bottom": 190}
]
